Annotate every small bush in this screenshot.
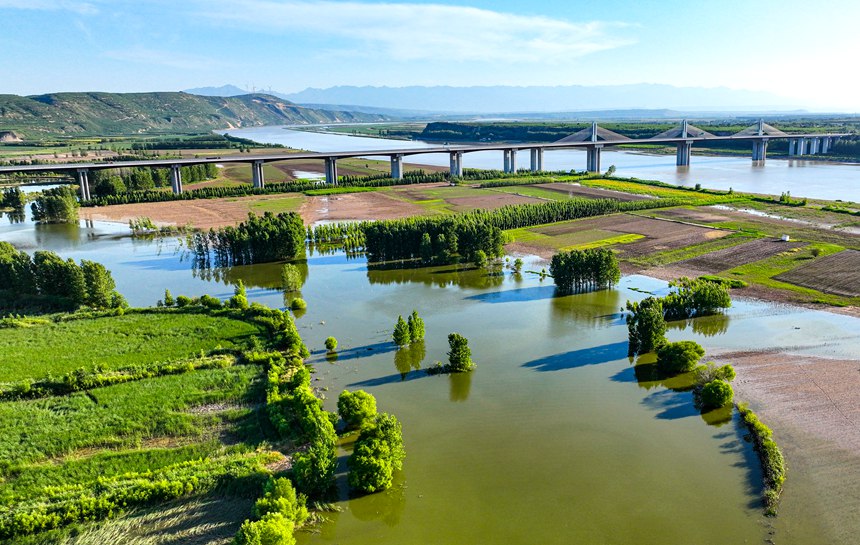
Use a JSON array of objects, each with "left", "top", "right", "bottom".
[
  {"left": 447, "top": 332, "right": 475, "bottom": 372},
  {"left": 289, "top": 298, "right": 307, "bottom": 311},
  {"left": 656, "top": 340, "right": 705, "bottom": 375},
  {"left": 700, "top": 379, "right": 733, "bottom": 408},
  {"left": 324, "top": 336, "right": 337, "bottom": 352},
  {"left": 337, "top": 390, "right": 377, "bottom": 430},
  {"left": 234, "top": 512, "right": 296, "bottom": 545},
  {"left": 175, "top": 295, "right": 192, "bottom": 307},
  {"left": 163, "top": 289, "right": 175, "bottom": 307},
  {"left": 200, "top": 294, "right": 223, "bottom": 309},
  {"left": 253, "top": 477, "right": 308, "bottom": 525}
]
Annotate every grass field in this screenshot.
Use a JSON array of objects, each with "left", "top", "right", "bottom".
[{"left": 0, "top": 312, "right": 263, "bottom": 382}]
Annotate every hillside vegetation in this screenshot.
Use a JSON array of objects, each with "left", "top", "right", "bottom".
[{"left": 0, "top": 92, "right": 386, "bottom": 138}]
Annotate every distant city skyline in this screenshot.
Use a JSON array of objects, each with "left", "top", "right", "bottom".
[{"left": 1, "top": 0, "right": 858, "bottom": 110}]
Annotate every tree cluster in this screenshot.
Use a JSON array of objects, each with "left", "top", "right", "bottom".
[
  {"left": 234, "top": 477, "right": 309, "bottom": 545},
  {"left": 191, "top": 212, "right": 306, "bottom": 268},
  {"left": 550, "top": 248, "right": 620, "bottom": 294},
  {"left": 30, "top": 186, "right": 79, "bottom": 224},
  {"left": 392, "top": 310, "right": 425, "bottom": 347},
  {"left": 365, "top": 216, "right": 504, "bottom": 264},
  {"left": 0, "top": 187, "right": 25, "bottom": 210},
  {"left": 0, "top": 243, "right": 126, "bottom": 311},
  {"left": 348, "top": 412, "right": 406, "bottom": 494}
]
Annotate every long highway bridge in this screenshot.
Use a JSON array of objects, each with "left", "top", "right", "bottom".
[{"left": 0, "top": 121, "right": 849, "bottom": 201}]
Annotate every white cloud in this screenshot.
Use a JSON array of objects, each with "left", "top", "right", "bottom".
[
  {"left": 0, "top": 0, "right": 98, "bottom": 14},
  {"left": 197, "top": 0, "right": 632, "bottom": 63},
  {"left": 103, "top": 47, "right": 230, "bottom": 71}
]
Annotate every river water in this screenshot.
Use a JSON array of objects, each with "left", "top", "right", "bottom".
[
  {"left": 2, "top": 128, "right": 860, "bottom": 544},
  {"left": 225, "top": 125, "right": 860, "bottom": 202}
]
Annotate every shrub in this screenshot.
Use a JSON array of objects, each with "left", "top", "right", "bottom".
[
  {"left": 163, "top": 289, "right": 175, "bottom": 307},
  {"left": 656, "top": 341, "right": 705, "bottom": 375},
  {"left": 229, "top": 281, "right": 250, "bottom": 310},
  {"left": 175, "top": 295, "right": 192, "bottom": 307},
  {"left": 324, "top": 336, "right": 337, "bottom": 352},
  {"left": 291, "top": 442, "right": 336, "bottom": 499},
  {"left": 289, "top": 298, "right": 306, "bottom": 311},
  {"left": 200, "top": 294, "right": 223, "bottom": 309},
  {"left": 337, "top": 390, "right": 377, "bottom": 430},
  {"left": 234, "top": 512, "right": 296, "bottom": 545},
  {"left": 392, "top": 315, "right": 411, "bottom": 346},
  {"left": 700, "top": 379, "right": 733, "bottom": 408},
  {"left": 253, "top": 478, "right": 308, "bottom": 525},
  {"left": 694, "top": 362, "right": 736, "bottom": 384},
  {"left": 447, "top": 333, "right": 475, "bottom": 372},
  {"left": 473, "top": 249, "right": 488, "bottom": 268}
]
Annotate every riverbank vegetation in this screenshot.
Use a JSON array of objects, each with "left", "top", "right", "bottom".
[
  {"left": 30, "top": 186, "right": 79, "bottom": 223},
  {"left": 737, "top": 404, "right": 786, "bottom": 515},
  {"left": 190, "top": 211, "right": 305, "bottom": 268},
  {"left": 549, "top": 248, "right": 620, "bottom": 293}
]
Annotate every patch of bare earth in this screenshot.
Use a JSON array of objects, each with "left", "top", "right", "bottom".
[
  {"left": 81, "top": 194, "right": 303, "bottom": 230},
  {"left": 651, "top": 207, "right": 733, "bottom": 223},
  {"left": 299, "top": 191, "right": 425, "bottom": 224},
  {"left": 446, "top": 193, "right": 545, "bottom": 212},
  {"left": 711, "top": 349, "right": 860, "bottom": 544},
  {"left": 775, "top": 249, "right": 860, "bottom": 298},
  {"left": 538, "top": 183, "right": 653, "bottom": 202}
]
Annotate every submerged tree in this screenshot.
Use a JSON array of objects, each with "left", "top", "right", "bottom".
[
  {"left": 447, "top": 333, "right": 475, "bottom": 372},
  {"left": 407, "top": 310, "right": 425, "bottom": 342},
  {"left": 393, "top": 315, "right": 411, "bottom": 346},
  {"left": 625, "top": 297, "right": 667, "bottom": 356}
]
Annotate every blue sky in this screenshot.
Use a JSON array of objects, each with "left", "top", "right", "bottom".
[{"left": 1, "top": 0, "right": 858, "bottom": 109}]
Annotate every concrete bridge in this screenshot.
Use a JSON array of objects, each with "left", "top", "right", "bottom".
[{"left": 0, "top": 120, "right": 848, "bottom": 200}]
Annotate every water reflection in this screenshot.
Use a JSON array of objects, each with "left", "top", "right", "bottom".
[
  {"left": 1, "top": 209, "right": 24, "bottom": 224},
  {"left": 393, "top": 341, "right": 425, "bottom": 379},
  {"left": 367, "top": 264, "right": 505, "bottom": 290},
  {"left": 667, "top": 313, "right": 730, "bottom": 337},
  {"left": 349, "top": 479, "right": 407, "bottom": 526},
  {"left": 193, "top": 260, "right": 307, "bottom": 290},
  {"left": 448, "top": 371, "right": 472, "bottom": 402}
]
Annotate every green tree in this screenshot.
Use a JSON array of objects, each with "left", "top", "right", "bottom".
[
  {"left": 392, "top": 315, "right": 411, "bottom": 346},
  {"left": 337, "top": 390, "right": 377, "bottom": 430},
  {"left": 30, "top": 186, "right": 79, "bottom": 224},
  {"left": 94, "top": 175, "right": 126, "bottom": 198},
  {"left": 656, "top": 340, "right": 705, "bottom": 375},
  {"left": 407, "top": 310, "right": 425, "bottom": 342},
  {"left": 701, "top": 379, "right": 734, "bottom": 409},
  {"left": 229, "top": 280, "right": 249, "bottom": 309},
  {"left": 33, "top": 251, "right": 86, "bottom": 307},
  {"left": 290, "top": 298, "right": 307, "bottom": 311},
  {"left": 625, "top": 297, "right": 667, "bottom": 356},
  {"left": 325, "top": 336, "right": 338, "bottom": 352},
  {"left": 80, "top": 259, "right": 118, "bottom": 309},
  {"left": 419, "top": 232, "right": 433, "bottom": 264},
  {"left": 292, "top": 441, "right": 336, "bottom": 499},
  {"left": 280, "top": 264, "right": 302, "bottom": 292},
  {"left": 347, "top": 413, "right": 405, "bottom": 494},
  {"left": 473, "top": 249, "right": 488, "bottom": 268},
  {"left": 128, "top": 168, "right": 155, "bottom": 191},
  {"left": 163, "top": 289, "right": 175, "bottom": 307},
  {"left": 447, "top": 333, "right": 475, "bottom": 372}
]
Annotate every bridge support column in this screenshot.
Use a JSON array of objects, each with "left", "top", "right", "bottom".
[
  {"left": 170, "top": 165, "right": 183, "bottom": 194},
  {"left": 821, "top": 137, "right": 830, "bottom": 154},
  {"left": 788, "top": 139, "right": 797, "bottom": 156},
  {"left": 76, "top": 169, "right": 91, "bottom": 201},
  {"left": 252, "top": 160, "right": 265, "bottom": 189},
  {"left": 449, "top": 152, "right": 463, "bottom": 178},
  {"left": 324, "top": 158, "right": 338, "bottom": 185},
  {"left": 811, "top": 138, "right": 821, "bottom": 155},
  {"left": 586, "top": 145, "right": 602, "bottom": 173},
  {"left": 390, "top": 154, "right": 403, "bottom": 180},
  {"left": 798, "top": 138, "right": 807, "bottom": 156},
  {"left": 676, "top": 141, "right": 692, "bottom": 166},
  {"left": 529, "top": 148, "right": 543, "bottom": 172},
  {"left": 751, "top": 139, "right": 768, "bottom": 162}
]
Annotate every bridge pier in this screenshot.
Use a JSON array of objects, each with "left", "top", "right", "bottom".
[
  {"left": 676, "top": 140, "right": 692, "bottom": 166},
  {"left": 390, "top": 154, "right": 403, "bottom": 180},
  {"left": 252, "top": 160, "right": 265, "bottom": 188},
  {"left": 798, "top": 138, "right": 807, "bottom": 156},
  {"left": 76, "top": 169, "right": 91, "bottom": 201},
  {"left": 788, "top": 139, "right": 797, "bottom": 156},
  {"left": 751, "top": 139, "right": 768, "bottom": 162},
  {"left": 821, "top": 137, "right": 830, "bottom": 154},
  {"left": 170, "top": 165, "right": 183, "bottom": 194},
  {"left": 529, "top": 148, "right": 543, "bottom": 172},
  {"left": 324, "top": 157, "right": 338, "bottom": 185},
  {"left": 449, "top": 151, "right": 463, "bottom": 178},
  {"left": 811, "top": 138, "right": 821, "bottom": 155},
  {"left": 586, "top": 145, "right": 602, "bottom": 173},
  {"left": 503, "top": 149, "right": 518, "bottom": 173}
]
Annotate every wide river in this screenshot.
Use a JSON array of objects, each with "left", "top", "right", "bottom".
[
  {"left": 223, "top": 125, "right": 860, "bottom": 202},
  {"left": 2, "top": 128, "right": 860, "bottom": 544}
]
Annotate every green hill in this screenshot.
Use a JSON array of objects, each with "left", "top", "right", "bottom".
[{"left": 0, "top": 92, "right": 388, "bottom": 137}]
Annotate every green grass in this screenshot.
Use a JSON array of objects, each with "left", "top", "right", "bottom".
[
  {"left": 562, "top": 233, "right": 644, "bottom": 251},
  {"left": 580, "top": 178, "right": 739, "bottom": 203},
  {"left": 0, "top": 312, "right": 263, "bottom": 382},
  {"left": 506, "top": 224, "right": 643, "bottom": 251},
  {"left": 724, "top": 243, "right": 860, "bottom": 305},
  {"left": 489, "top": 185, "right": 571, "bottom": 201},
  {"left": 0, "top": 365, "right": 263, "bottom": 465},
  {"left": 248, "top": 196, "right": 304, "bottom": 213}
]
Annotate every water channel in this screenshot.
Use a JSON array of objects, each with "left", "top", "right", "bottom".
[
  {"left": 2, "top": 128, "right": 860, "bottom": 544},
  {"left": 225, "top": 125, "right": 860, "bottom": 203}
]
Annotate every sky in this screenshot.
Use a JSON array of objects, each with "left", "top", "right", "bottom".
[{"left": 1, "top": 0, "right": 858, "bottom": 110}]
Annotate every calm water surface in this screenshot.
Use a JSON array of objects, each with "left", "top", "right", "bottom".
[{"left": 226, "top": 125, "right": 860, "bottom": 202}]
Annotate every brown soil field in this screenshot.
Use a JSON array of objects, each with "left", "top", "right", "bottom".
[
  {"left": 774, "top": 249, "right": 860, "bottom": 297},
  {"left": 538, "top": 183, "right": 652, "bottom": 202},
  {"left": 446, "top": 193, "right": 545, "bottom": 212},
  {"left": 711, "top": 348, "right": 860, "bottom": 544},
  {"left": 298, "top": 191, "right": 426, "bottom": 224},
  {"left": 651, "top": 207, "right": 733, "bottom": 223},
  {"left": 678, "top": 238, "right": 805, "bottom": 272},
  {"left": 81, "top": 196, "right": 280, "bottom": 229}
]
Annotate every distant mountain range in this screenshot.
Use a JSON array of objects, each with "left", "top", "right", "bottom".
[
  {"left": 280, "top": 84, "right": 803, "bottom": 114},
  {"left": 0, "top": 92, "right": 387, "bottom": 138}
]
